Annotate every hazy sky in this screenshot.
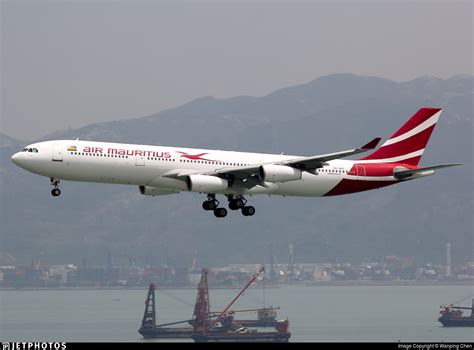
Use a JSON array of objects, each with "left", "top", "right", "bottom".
[{"left": 1, "top": 0, "right": 472, "bottom": 140}]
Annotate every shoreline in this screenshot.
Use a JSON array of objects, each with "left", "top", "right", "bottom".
[
  {"left": 0, "top": 280, "right": 473, "bottom": 291},
  {"left": 306, "top": 280, "right": 474, "bottom": 286},
  {"left": 0, "top": 285, "right": 280, "bottom": 291}
]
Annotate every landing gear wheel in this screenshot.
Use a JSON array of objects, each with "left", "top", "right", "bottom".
[
  {"left": 228, "top": 195, "right": 246, "bottom": 210},
  {"left": 202, "top": 199, "right": 218, "bottom": 211},
  {"left": 214, "top": 207, "right": 228, "bottom": 218},
  {"left": 233, "top": 198, "right": 245, "bottom": 208},
  {"left": 50, "top": 177, "right": 61, "bottom": 197},
  {"left": 241, "top": 206, "right": 255, "bottom": 216}
]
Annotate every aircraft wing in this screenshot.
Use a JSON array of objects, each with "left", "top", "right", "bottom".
[
  {"left": 275, "top": 137, "right": 381, "bottom": 170},
  {"left": 208, "top": 137, "right": 381, "bottom": 189}
]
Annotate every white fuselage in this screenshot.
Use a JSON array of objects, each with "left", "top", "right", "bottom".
[
  {"left": 11, "top": 140, "right": 375, "bottom": 197},
  {"left": 10, "top": 107, "right": 454, "bottom": 218}
]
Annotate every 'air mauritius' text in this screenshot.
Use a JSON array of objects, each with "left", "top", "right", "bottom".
[{"left": 83, "top": 146, "right": 171, "bottom": 158}]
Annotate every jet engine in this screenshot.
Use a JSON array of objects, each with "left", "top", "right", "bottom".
[
  {"left": 186, "top": 175, "right": 228, "bottom": 193},
  {"left": 139, "top": 186, "right": 179, "bottom": 196},
  {"left": 259, "top": 164, "right": 302, "bottom": 183}
]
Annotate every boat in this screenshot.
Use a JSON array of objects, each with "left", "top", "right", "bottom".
[
  {"left": 191, "top": 319, "right": 291, "bottom": 342},
  {"left": 138, "top": 283, "right": 194, "bottom": 338},
  {"left": 139, "top": 326, "right": 194, "bottom": 339},
  {"left": 231, "top": 307, "right": 279, "bottom": 328},
  {"left": 438, "top": 299, "right": 474, "bottom": 327},
  {"left": 138, "top": 268, "right": 291, "bottom": 341},
  {"left": 191, "top": 268, "right": 291, "bottom": 342}
]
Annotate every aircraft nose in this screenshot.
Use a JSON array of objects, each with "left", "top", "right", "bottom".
[
  {"left": 11, "top": 152, "right": 26, "bottom": 168},
  {"left": 11, "top": 152, "right": 20, "bottom": 165}
]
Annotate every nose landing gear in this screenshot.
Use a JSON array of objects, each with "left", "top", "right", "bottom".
[{"left": 50, "top": 177, "right": 61, "bottom": 197}]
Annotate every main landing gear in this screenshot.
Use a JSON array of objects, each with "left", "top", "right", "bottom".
[
  {"left": 202, "top": 194, "right": 227, "bottom": 218},
  {"left": 50, "top": 177, "right": 61, "bottom": 197},
  {"left": 227, "top": 195, "right": 255, "bottom": 217},
  {"left": 201, "top": 194, "right": 255, "bottom": 218}
]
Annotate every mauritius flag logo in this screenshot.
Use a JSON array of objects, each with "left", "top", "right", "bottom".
[{"left": 67, "top": 145, "right": 77, "bottom": 152}]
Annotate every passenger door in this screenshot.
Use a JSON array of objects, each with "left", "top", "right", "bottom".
[
  {"left": 52, "top": 144, "right": 63, "bottom": 162},
  {"left": 135, "top": 155, "right": 145, "bottom": 166}
]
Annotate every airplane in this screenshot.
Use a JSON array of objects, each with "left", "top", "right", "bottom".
[{"left": 11, "top": 107, "right": 461, "bottom": 218}]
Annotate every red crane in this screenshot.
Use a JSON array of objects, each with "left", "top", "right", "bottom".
[
  {"left": 192, "top": 268, "right": 211, "bottom": 334},
  {"left": 215, "top": 266, "right": 265, "bottom": 324}
]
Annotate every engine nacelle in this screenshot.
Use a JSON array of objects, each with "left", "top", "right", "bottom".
[
  {"left": 186, "top": 175, "right": 228, "bottom": 193},
  {"left": 259, "top": 164, "right": 302, "bottom": 183},
  {"left": 139, "top": 186, "right": 179, "bottom": 196}
]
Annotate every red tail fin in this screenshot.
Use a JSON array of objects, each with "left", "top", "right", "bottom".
[{"left": 359, "top": 108, "right": 442, "bottom": 165}]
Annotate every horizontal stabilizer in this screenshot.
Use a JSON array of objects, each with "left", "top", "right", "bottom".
[{"left": 394, "top": 163, "right": 462, "bottom": 180}]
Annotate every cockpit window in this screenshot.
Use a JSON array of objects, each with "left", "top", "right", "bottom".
[
  {"left": 23, "top": 148, "right": 38, "bottom": 153},
  {"left": 22, "top": 148, "right": 28, "bottom": 152}
]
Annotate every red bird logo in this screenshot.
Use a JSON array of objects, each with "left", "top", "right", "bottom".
[{"left": 176, "top": 152, "right": 214, "bottom": 161}]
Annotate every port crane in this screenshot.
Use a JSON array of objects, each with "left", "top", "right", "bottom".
[{"left": 214, "top": 266, "right": 265, "bottom": 324}]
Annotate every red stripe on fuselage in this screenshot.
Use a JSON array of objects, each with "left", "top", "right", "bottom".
[
  {"left": 324, "top": 179, "right": 398, "bottom": 196},
  {"left": 347, "top": 163, "right": 419, "bottom": 177},
  {"left": 326, "top": 162, "right": 422, "bottom": 196}
]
